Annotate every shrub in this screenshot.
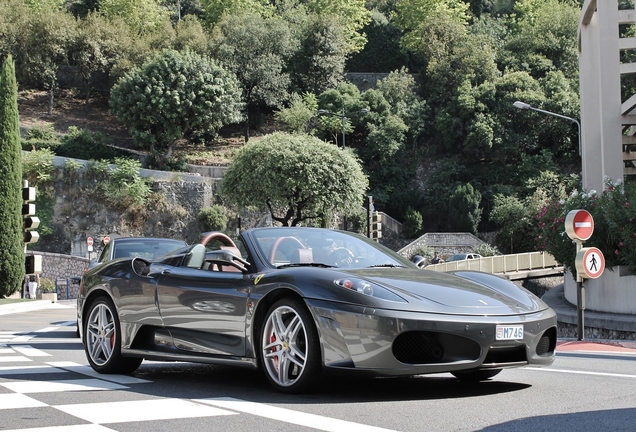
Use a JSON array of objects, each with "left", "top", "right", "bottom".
[
  {"left": 198, "top": 205, "right": 228, "bottom": 232},
  {"left": 534, "top": 179, "right": 636, "bottom": 277},
  {"left": 474, "top": 243, "right": 500, "bottom": 257},
  {"left": 57, "top": 126, "right": 123, "bottom": 161},
  {"left": 402, "top": 207, "right": 423, "bottom": 238}
]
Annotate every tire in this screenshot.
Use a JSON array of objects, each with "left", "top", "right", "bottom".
[
  {"left": 260, "top": 298, "right": 322, "bottom": 393},
  {"left": 451, "top": 369, "right": 502, "bottom": 381},
  {"left": 84, "top": 296, "right": 142, "bottom": 374}
]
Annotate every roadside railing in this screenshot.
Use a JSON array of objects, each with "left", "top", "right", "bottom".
[{"left": 426, "top": 251, "right": 561, "bottom": 275}]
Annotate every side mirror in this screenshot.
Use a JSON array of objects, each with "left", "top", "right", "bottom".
[{"left": 412, "top": 255, "right": 427, "bottom": 268}]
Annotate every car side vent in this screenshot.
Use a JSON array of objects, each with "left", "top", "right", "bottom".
[
  {"left": 536, "top": 327, "right": 557, "bottom": 356},
  {"left": 393, "top": 332, "right": 444, "bottom": 364}
]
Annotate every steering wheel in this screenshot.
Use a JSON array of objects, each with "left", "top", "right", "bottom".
[
  {"left": 328, "top": 247, "right": 355, "bottom": 267},
  {"left": 199, "top": 232, "right": 237, "bottom": 249},
  {"left": 269, "top": 236, "right": 305, "bottom": 263}
]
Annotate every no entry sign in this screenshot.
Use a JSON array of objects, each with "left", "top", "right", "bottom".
[
  {"left": 565, "top": 209, "right": 594, "bottom": 241},
  {"left": 87, "top": 237, "right": 93, "bottom": 246},
  {"left": 575, "top": 247, "right": 605, "bottom": 279}
]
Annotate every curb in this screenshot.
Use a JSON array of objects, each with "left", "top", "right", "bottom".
[{"left": 0, "top": 299, "right": 74, "bottom": 316}]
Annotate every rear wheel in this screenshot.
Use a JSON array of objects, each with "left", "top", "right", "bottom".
[
  {"left": 84, "top": 297, "right": 142, "bottom": 374},
  {"left": 260, "top": 298, "right": 321, "bottom": 393},
  {"left": 451, "top": 369, "right": 502, "bottom": 381}
]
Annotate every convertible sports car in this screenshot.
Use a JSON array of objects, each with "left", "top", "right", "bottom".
[{"left": 77, "top": 227, "right": 557, "bottom": 393}]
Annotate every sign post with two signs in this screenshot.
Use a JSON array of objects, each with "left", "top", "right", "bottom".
[{"left": 565, "top": 209, "right": 605, "bottom": 340}]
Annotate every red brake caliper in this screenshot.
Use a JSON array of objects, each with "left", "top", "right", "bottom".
[{"left": 271, "top": 334, "right": 279, "bottom": 370}]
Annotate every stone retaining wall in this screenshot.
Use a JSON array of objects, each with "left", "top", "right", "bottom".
[{"left": 27, "top": 251, "right": 89, "bottom": 300}]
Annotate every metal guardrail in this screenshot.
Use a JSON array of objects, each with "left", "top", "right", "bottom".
[{"left": 426, "top": 252, "right": 561, "bottom": 276}]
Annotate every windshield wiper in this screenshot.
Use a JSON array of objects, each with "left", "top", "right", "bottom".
[
  {"left": 278, "top": 262, "right": 334, "bottom": 268},
  {"left": 367, "top": 264, "right": 407, "bottom": 268}
]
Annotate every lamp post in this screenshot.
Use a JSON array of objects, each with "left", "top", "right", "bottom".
[
  {"left": 512, "top": 101, "right": 581, "bottom": 156},
  {"left": 318, "top": 107, "right": 368, "bottom": 148},
  {"left": 514, "top": 100, "right": 585, "bottom": 340}
]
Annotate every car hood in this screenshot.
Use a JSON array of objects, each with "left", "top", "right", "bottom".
[{"left": 348, "top": 268, "right": 548, "bottom": 316}]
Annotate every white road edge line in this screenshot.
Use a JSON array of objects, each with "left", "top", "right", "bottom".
[{"left": 526, "top": 367, "right": 636, "bottom": 379}]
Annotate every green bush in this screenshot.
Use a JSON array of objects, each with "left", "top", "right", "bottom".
[
  {"left": 534, "top": 179, "right": 636, "bottom": 277},
  {"left": 57, "top": 126, "right": 123, "bottom": 161},
  {"left": 402, "top": 207, "right": 423, "bottom": 238},
  {"left": 198, "top": 205, "right": 228, "bottom": 232},
  {"left": 474, "top": 243, "right": 500, "bottom": 257}
]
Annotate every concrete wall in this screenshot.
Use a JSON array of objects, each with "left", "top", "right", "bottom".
[
  {"left": 398, "top": 232, "right": 486, "bottom": 258},
  {"left": 564, "top": 267, "right": 636, "bottom": 314}
]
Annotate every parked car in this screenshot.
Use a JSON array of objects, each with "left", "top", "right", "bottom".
[
  {"left": 88, "top": 237, "right": 187, "bottom": 269},
  {"left": 445, "top": 253, "right": 483, "bottom": 262},
  {"left": 77, "top": 228, "right": 557, "bottom": 393}
]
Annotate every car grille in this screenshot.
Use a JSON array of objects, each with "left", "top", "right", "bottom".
[
  {"left": 392, "top": 331, "right": 481, "bottom": 365},
  {"left": 483, "top": 345, "right": 527, "bottom": 365}
]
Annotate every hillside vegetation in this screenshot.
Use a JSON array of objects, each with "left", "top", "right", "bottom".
[{"left": 5, "top": 0, "right": 594, "bottom": 255}]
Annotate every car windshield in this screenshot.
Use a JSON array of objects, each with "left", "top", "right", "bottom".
[
  {"left": 112, "top": 239, "right": 187, "bottom": 260},
  {"left": 248, "top": 228, "right": 415, "bottom": 269}
]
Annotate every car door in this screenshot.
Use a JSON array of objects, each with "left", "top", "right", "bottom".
[{"left": 155, "top": 266, "right": 252, "bottom": 357}]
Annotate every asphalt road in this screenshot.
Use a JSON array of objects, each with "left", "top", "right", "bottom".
[{"left": 1, "top": 302, "right": 635, "bottom": 432}]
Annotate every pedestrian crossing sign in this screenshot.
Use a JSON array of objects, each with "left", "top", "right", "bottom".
[{"left": 575, "top": 247, "right": 605, "bottom": 279}]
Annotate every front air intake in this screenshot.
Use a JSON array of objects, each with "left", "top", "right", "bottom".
[
  {"left": 536, "top": 327, "right": 557, "bottom": 356},
  {"left": 392, "top": 331, "right": 481, "bottom": 365}
]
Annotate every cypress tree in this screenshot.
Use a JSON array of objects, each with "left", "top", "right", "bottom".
[{"left": 0, "top": 55, "right": 25, "bottom": 297}]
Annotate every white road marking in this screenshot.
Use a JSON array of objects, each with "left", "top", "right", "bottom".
[
  {"left": 0, "top": 365, "right": 68, "bottom": 375},
  {"left": 35, "top": 327, "right": 60, "bottom": 333},
  {"left": 0, "top": 356, "right": 31, "bottom": 362},
  {"left": 527, "top": 367, "right": 636, "bottom": 380},
  {"left": 47, "top": 362, "right": 151, "bottom": 384},
  {"left": 197, "top": 397, "right": 400, "bottom": 432},
  {"left": 0, "top": 393, "right": 48, "bottom": 409},
  {"left": 1, "top": 378, "right": 128, "bottom": 393},
  {"left": 55, "top": 398, "right": 237, "bottom": 424},
  {"left": 0, "top": 425, "right": 116, "bottom": 432},
  {"left": 11, "top": 345, "right": 51, "bottom": 357}
]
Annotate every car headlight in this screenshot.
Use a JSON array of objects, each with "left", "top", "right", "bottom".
[{"left": 334, "top": 278, "right": 406, "bottom": 302}]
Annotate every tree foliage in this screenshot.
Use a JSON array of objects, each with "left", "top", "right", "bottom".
[
  {"left": 99, "top": 0, "right": 170, "bottom": 35},
  {"left": 220, "top": 132, "right": 368, "bottom": 227},
  {"left": 448, "top": 183, "right": 482, "bottom": 234},
  {"left": 109, "top": 49, "right": 243, "bottom": 165},
  {"left": 211, "top": 13, "right": 295, "bottom": 141},
  {"left": 0, "top": 56, "right": 25, "bottom": 297}
]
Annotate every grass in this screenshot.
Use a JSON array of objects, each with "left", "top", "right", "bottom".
[{"left": 0, "top": 298, "right": 30, "bottom": 305}]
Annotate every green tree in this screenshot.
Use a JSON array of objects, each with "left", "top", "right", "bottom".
[
  {"left": 99, "top": 0, "right": 170, "bottom": 35},
  {"left": 346, "top": 10, "right": 409, "bottom": 73},
  {"left": 448, "top": 183, "right": 482, "bottom": 234},
  {"left": 211, "top": 13, "right": 295, "bottom": 141},
  {"left": 19, "top": 7, "right": 74, "bottom": 114},
  {"left": 402, "top": 207, "right": 423, "bottom": 238},
  {"left": 290, "top": 13, "right": 349, "bottom": 94},
  {"left": 109, "top": 49, "right": 243, "bottom": 166},
  {"left": 198, "top": 205, "right": 228, "bottom": 231},
  {"left": 199, "top": 0, "right": 272, "bottom": 28},
  {"left": 0, "top": 56, "right": 25, "bottom": 297},
  {"left": 220, "top": 132, "right": 368, "bottom": 226},
  {"left": 70, "top": 12, "right": 128, "bottom": 107},
  {"left": 306, "top": 0, "right": 371, "bottom": 54},
  {"left": 275, "top": 92, "right": 318, "bottom": 134}
]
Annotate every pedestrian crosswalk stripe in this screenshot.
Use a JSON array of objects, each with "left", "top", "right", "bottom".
[
  {"left": 0, "top": 393, "right": 48, "bottom": 409},
  {"left": 1, "top": 378, "right": 128, "bottom": 393},
  {"left": 0, "top": 365, "right": 68, "bottom": 375},
  {"left": 54, "top": 398, "right": 237, "bottom": 424},
  {"left": 0, "top": 356, "right": 31, "bottom": 362},
  {"left": 11, "top": 345, "right": 51, "bottom": 357},
  {"left": 47, "top": 362, "right": 151, "bottom": 384}
]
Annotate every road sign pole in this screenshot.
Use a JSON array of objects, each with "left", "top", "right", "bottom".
[{"left": 575, "top": 240, "right": 584, "bottom": 341}]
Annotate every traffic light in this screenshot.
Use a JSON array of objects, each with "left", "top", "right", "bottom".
[
  {"left": 370, "top": 211, "right": 382, "bottom": 241},
  {"left": 22, "top": 181, "right": 40, "bottom": 245},
  {"left": 25, "top": 254, "right": 42, "bottom": 274}
]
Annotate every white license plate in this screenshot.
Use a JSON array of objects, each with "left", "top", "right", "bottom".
[{"left": 496, "top": 325, "right": 524, "bottom": 340}]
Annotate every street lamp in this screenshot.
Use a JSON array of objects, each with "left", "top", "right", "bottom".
[
  {"left": 513, "top": 101, "right": 581, "bottom": 155},
  {"left": 318, "top": 107, "right": 368, "bottom": 148},
  {"left": 514, "top": 100, "right": 585, "bottom": 340}
]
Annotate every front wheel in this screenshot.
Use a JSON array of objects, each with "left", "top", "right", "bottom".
[
  {"left": 451, "top": 369, "right": 502, "bottom": 381},
  {"left": 84, "top": 297, "right": 142, "bottom": 374},
  {"left": 260, "top": 298, "right": 322, "bottom": 393}
]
